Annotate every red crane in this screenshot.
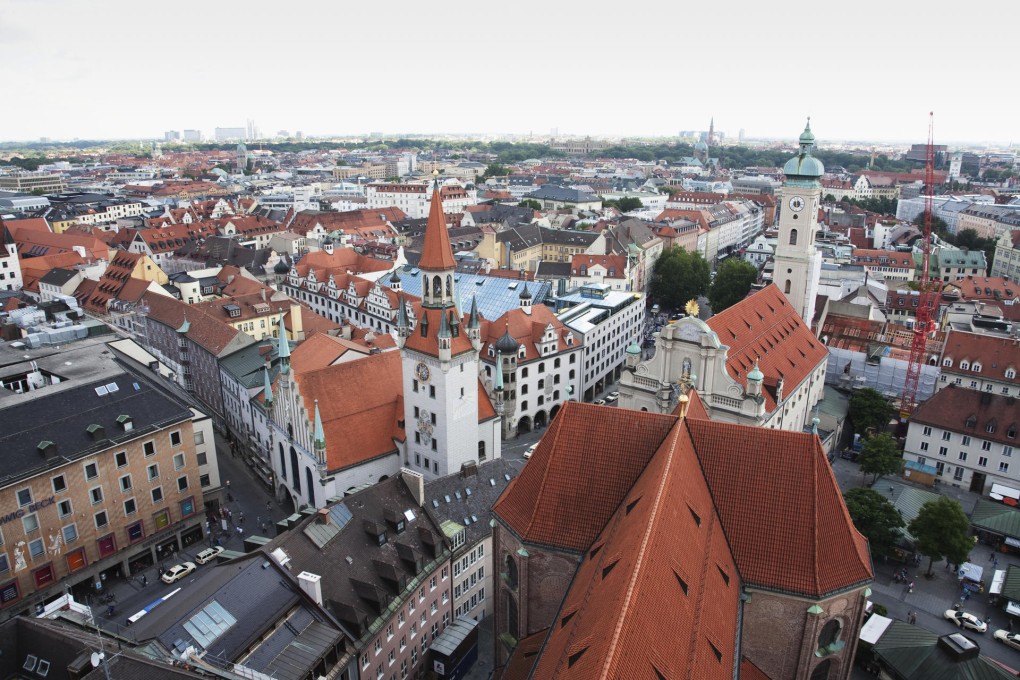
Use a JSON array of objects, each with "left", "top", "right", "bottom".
[{"left": 901, "top": 113, "right": 937, "bottom": 420}]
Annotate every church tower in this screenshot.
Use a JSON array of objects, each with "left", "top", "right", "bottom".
[
  {"left": 774, "top": 119, "right": 824, "bottom": 325},
  {"left": 399, "top": 177, "right": 497, "bottom": 478}
]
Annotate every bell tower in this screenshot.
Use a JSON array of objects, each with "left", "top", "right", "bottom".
[{"left": 775, "top": 119, "right": 824, "bottom": 324}]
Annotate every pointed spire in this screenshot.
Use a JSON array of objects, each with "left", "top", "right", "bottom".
[
  {"left": 262, "top": 365, "right": 274, "bottom": 405},
  {"left": 438, "top": 308, "right": 452, "bottom": 339},
  {"left": 313, "top": 399, "right": 326, "bottom": 451},
  {"left": 467, "top": 295, "right": 481, "bottom": 329},
  {"left": 396, "top": 293, "right": 409, "bottom": 332},
  {"left": 418, "top": 173, "right": 457, "bottom": 271},
  {"left": 277, "top": 312, "right": 291, "bottom": 372}
]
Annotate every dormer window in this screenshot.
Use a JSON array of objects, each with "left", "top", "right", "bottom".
[
  {"left": 1007, "top": 369, "right": 1016, "bottom": 379},
  {"left": 943, "top": 358, "right": 953, "bottom": 368},
  {"left": 966, "top": 415, "right": 977, "bottom": 428},
  {"left": 960, "top": 361, "right": 970, "bottom": 370},
  {"left": 973, "top": 363, "right": 982, "bottom": 373},
  {"left": 987, "top": 420, "right": 997, "bottom": 434}
]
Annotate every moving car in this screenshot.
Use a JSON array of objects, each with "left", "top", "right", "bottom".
[
  {"left": 161, "top": 561, "right": 197, "bottom": 584},
  {"left": 593, "top": 399, "right": 606, "bottom": 406},
  {"left": 605, "top": 392, "right": 620, "bottom": 403},
  {"left": 524, "top": 444, "right": 537, "bottom": 459},
  {"left": 944, "top": 609, "right": 987, "bottom": 633},
  {"left": 195, "top": 546, "right": 225, "bottom": 565},
  {"left": 994, "top": 629, "right": 1020, "bottom": 651}
]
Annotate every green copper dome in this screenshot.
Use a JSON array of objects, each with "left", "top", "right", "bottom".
[
  {"left": 626, "top": 342, "right": 641, "bottom": 355},
  {"left": 694, "top": 139, "right": 709, "bottom": 151},
  {"left": 783, "top": 118, "right": 824, "bottom": 179},
  {"left": 747, "top": 360, "right": 764, "bottom": 383}
]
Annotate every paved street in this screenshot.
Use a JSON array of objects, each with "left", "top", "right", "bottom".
[{"left": 831, "top": 455, "right": 1020, "bottom": 672}]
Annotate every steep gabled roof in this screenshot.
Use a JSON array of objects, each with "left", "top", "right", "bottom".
[
  {"left": 532, "top": 417, "right": 741, "bottom": 679},
  {"left": 492, "top": 402, "right": 676, "bottom": 552},
  {"left": 706, "top": 284, "right": 828, "bottom": 411},
  {"left": 688, "top": 418, "right": 872, "bottom": 598}
]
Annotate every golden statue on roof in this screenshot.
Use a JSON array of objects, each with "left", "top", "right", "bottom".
[{"left": 685, "top": 299, "right": 699, "bottom": 318}]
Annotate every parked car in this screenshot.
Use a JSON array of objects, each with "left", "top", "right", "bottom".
[
  {"left": 161, "top": 561, "right": 197, "bottom": 584},
  {"left": 944, "top": 610, "right": 987, "bottom": 633},
  {"left": 524, "top": 444, "right": 537, "bottom": 459},
  {"left": 594, "top": 399, "right": 606, "bottom": 406},
  {"left": 605, "top": 392, "right": 620, "bottom": 403},
  {"left": 195, "top": 546, "right": 225, "bottom": 565},
  {"left": 840, "top": 449, "right": 859, "bottom": 461},
  {"left": 994, "top": 629, "right": 1020, "bottom": 650}
]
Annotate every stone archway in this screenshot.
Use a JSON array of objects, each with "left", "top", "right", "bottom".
[
  {"left": 534, "top": 410, "right": 548, "bottom": 429},
  {"left": 276, "top": 484, "right": 296, "bottom": 515},
  {"left": 518, "top": 415, "right": 532, "bottom": 434},
  {"left": 550, "top": 404, "right": 562, "bottom": 421}
]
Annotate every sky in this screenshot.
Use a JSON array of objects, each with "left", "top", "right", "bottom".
[{"left": 1, "top": 0, "right": 1014, "bottom": 146}]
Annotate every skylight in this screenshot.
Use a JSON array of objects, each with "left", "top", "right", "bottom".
[{"left": 183, "top": 601, "right": 237, "bottom": 649}]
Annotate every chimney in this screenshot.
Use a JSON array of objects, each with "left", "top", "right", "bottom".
[
  {"left": 776, "top": 376, "right": 785, "bottom": 403},
  {"left": 400, "top": 468, "right": 425, "bottom": 507},
  {"left": 297, "top": 571, "right": 323, "bottom": 606},
  {"left": 461, "top": 461, "right": 478, "bottom": 478},
  {"left": 317, "top": 508, "right": 330, "bottom": 525},
  {"left": 261, "top": 287, "right": 267, "bottom": 302}
]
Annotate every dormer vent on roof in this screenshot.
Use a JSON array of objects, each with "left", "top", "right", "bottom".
[{"left": 364, "top": 520, "right": 386, "bottom": 546}]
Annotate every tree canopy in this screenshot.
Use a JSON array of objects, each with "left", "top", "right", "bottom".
[
  {"left": 603, "top": 196, "right": 644, "bottom": 212},
  {"left": 647, "top": 247, "right": 710, "bottom": 312},
  {"left": 708, "top": 258, "right": 758, "bottom": 313},
  {"left": 908, "top": 496, "right": 975, "bottom": 576},
  {"left": 857, "top": 433, "right": 903, "bottom": 483},
  {"left": 519, "top": 199, "right": 542, "bottom": 211},
  {"left": 843, "top": 488, "right": 905, "bottom": 557},
  {"left": 849, "top": 388, "right": 894, "bottom": 435}
]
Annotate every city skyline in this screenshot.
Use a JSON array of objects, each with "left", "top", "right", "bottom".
[{"left": 2, "top": 0, "right": 1015, "bottom": 146}]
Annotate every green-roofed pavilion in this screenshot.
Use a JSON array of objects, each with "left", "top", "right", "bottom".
[{"left": 872, "top": 621, "right": 1015, "bottom": 680}]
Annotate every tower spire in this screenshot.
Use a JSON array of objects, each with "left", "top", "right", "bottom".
[
  {"left": 277, "top": 312, "right": 291, "bottom": 373},
  {"left": 418, "top": 171, "right": 457, "bottom": 271}
]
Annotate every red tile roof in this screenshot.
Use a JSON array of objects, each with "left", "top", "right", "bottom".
[
  {"left": 531, "top": 417, "right": 741, "bottom": 680},
  {"left": 706, "top": 284, "right": 828, "bottom": 411},
  {"left": 493, "top": 402, "right": 677, "bottom": 552},
  {"left": 418, "top": 185, "right": 458, "bottom": 271},
  {"left": 296, "top": 352, "right": 405, "bottom": 471},
  {"left": 911, "top": 386, "right": 1019, "bottom": 445},
  {"left": 940, "top": 330, "right": 1020, "bottom": 388},
  {"left": 688, "top": 418, "right": 872, "bottom": 597},
  {"left": 480, "top": 306, "right": 578, "bottom": 363},
  {"left": 142, "top": 292, "right": 254, "bottom": 357}
]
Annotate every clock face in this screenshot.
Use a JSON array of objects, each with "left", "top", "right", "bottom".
[
  {"left": 789, "top": 196, "right": 805, "bottom": 212},
  {"left": 415, "top": 362, "right": 430, "bottom": 382}
]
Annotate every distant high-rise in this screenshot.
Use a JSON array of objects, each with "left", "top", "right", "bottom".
[
  {"left": 183, "top": 129, "right": 203, "bottom": 142},
  {"left": 738, "top": 128, "right": 745, "bottom": 142},
  {"left": 215, "top": 127, "right": 247, "bottom": 142},
  {"left": 164, "top": 130, "right": 180, "bottom": 142}
]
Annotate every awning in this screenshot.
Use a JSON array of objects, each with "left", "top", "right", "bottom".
[
  {"left": 1006, "top": 537, "right": 1020, "bottom": 548},
  {"left": 991, "top": 483, "right": 1020, "bottom": 501},
  {"left": 991, "top": 569, "right": 1007, "bottom": 595},
  {"left": 958, "top": 562, "right": 984, "bottom": 583},
  {"left": 1007, "top": 601, "right": 1020, "bottom": 617},
  {"left": 860, "top": 613, "right": 893, "bottom": 644}
]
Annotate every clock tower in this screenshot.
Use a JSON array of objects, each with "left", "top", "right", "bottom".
[
  {"left": 396, "top": 177, "right": 499, "bottom": 479},
  {"left": 774, "top": 119, "right": 824, "bottom": 325}
]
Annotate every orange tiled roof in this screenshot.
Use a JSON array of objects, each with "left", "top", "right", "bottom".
[
  {"left": 531, "top": 416, "right": 741, "bottom": 679},
  {"left": 401, "top": 307, "right": 476, "bottom": 359},
  {"left": 480, "top": 306, "right": 577, "bottom": 363},
  {"left": 688, "top": 418, "right": 872, "bottom": 597},
  {"left": 706, "top": 285, "right": 828, "bottom": 412},
  {"left": 295, "top": 352, "right": 405, "bottom": 470},
  {"left": 492, "top": 402, "right": 676, "bottom": 552},
  {"left": 142, "top": 292, "right": 253, "bottom": 357},
  {"left": 940, "top": 329, "right": 1020, "bottom": 387},
  {"left": 418, "top": 185, "right": 457, "bottom": 271}
]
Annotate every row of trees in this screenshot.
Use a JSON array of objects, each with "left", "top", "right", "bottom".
[{"left": 647, "top": 247, "right": 759, "bottom": 315}]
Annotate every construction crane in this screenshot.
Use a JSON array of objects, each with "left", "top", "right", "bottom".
[{"left": 901, "top": 113, "right": 937, "bottom": 420}]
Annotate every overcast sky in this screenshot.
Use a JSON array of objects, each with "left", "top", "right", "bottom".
[{"left": 2, "top": 0, "right": 1013, "bottom": 147}]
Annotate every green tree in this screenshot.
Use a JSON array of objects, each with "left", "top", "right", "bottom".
[
  {"left": 708, "top": 258, "right": 758, "bottom": 312},
  {"left": 908, "top": 496, "right": 975, "bottom": 577},
  {"left": 647, "top": 247, "right": 710, "bottom": 312},
  {"left": 843, "top": 488, "right": 905, "bottom": 557},
  {"left": 849, "top": 388, "right": 894, "bottom": 436},
  {"left": 520, "top": 199, "right": 542, "bottom": 211},
  {"left": 480, "top": 163, "right": 510, "bottom": 182},
  {"left": 616, "top": 196, "right": 644, "bottom": 212},
  {"left": 857, "top": 433, "right": 903, "bottom": 484}
]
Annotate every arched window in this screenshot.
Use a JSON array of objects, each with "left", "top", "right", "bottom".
[
  {"left": 785, "top": 280, "right": 792, "bottom": 294},
  {"left": 305, "top": 468, "right": 315, "bottom": 506},
  {"left": 290, "top": 447, "right": 301, "bottom": 493},
  {"left": 818, "top": 619, "right": 842, "bottom": 649},
  {"left": 279, "top": 443, "right": 287, "bottom": 480},
  {"left": 432, "top": 275, "right": 442, "bottom": 299},
  {"left": 505, "top": 592, "right": 518, "bottom": 639},
  {"left": 810, "top": 659, "right": 831, "bottom": 680},
  {"left": 789, "top": 228, "right": 798, "bottom": 246},
  {"left": 446, "top": 274, "right": 453, "bottom": 297},
  {"left": 505, "top": 553, "right": 519, "bottom": 590}
]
